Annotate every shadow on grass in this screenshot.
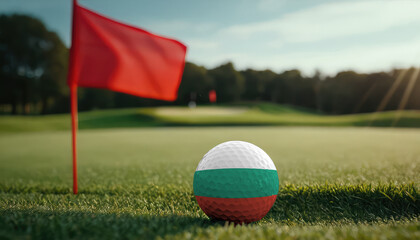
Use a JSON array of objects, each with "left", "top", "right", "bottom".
[
  {"left": 266, "top": 184, "right": 419, "bottom": 223},
  {"left": 79, "top": 112, "right": 165, "bottom": 129},
  {"left": 0, "top": 209, "right": 218, "bottom": 240}
]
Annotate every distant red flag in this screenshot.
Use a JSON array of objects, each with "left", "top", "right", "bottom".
[
  {"left": 68, "top": 0, "right": 187, "bottom": 194},
  {"left": 68, "top": 1, "right": 187, "bottom": 101},
  {"left": 209, "top": 90, "right": 217, "bottom": 103}
]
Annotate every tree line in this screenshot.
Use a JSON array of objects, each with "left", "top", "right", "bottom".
[{"left": 1, "top": 14, "right": 420, "bottom": 115}]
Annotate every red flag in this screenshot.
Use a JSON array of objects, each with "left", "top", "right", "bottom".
[
  {"left": 68, "top": 0, "right": 187, "bottom": 194},
  {"left": 209, "top": 90, "right": 217, "bottom": 103},
  {"left": 68, "top": 1, "right": 187, "bottom": 101}
]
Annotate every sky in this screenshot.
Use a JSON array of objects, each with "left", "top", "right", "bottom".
[{"left": 1, "top": 0, "right": 420, "bottom": 76}]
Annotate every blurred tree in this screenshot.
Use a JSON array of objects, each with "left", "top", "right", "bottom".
[
  {"left": 78, "top": 88, "right": 115, "bottom": 111},
  {"left": 241, "top": 69, "right": 276, "bottom": 101},
  {"left": 319, "top": 71, "right": 367, "bottom": 114},
  {"left": 395, "top": 68, "right": 420, "bottom": 111},
  {"left": 352, "top": 72, "right": 394, "bottom": 113},
  {"left": 177, "top": 62, "right": 214, "bottom": 105},
  {"left": 0, "top": 14, "right": 68, "bottom": 114},
  {"left": 208, "top": 62, "right": 244, "bottom": 103},
  {"left": 113, "top": 92, "right": 166, "bottom": 109},
  {"left": 270, "top": 70, "right": 319, "bottom": 109}
]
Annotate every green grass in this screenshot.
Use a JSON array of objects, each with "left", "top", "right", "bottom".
[
  {"left": 0, "top": 126, "right": 419, "bottom": 239},
  {"left": 1, "top": 103, "right": 420, "bottom": 133}
]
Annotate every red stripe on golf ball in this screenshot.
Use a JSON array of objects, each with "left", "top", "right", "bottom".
[{"left": 195, "top": 195, "right": 277, "bottom": 223}]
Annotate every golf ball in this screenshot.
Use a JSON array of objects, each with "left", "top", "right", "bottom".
[{"left": 193, "top": 141, "right": 279, "bottom": 223}]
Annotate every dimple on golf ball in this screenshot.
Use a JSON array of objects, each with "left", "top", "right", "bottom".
[{"left": 193, "top": 141, "right": 279, "bottom": 223}]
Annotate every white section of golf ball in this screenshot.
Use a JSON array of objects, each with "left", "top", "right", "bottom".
[{"left": 196, "top": 141, "right": 276, "bottom": 171}]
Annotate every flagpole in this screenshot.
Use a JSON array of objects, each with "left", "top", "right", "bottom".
[
  {"left": 70, "top": 85, "right": 78, "bottom": 194},
  {"left": 70, "top": 0, "right": 78, "bottom": 194}
]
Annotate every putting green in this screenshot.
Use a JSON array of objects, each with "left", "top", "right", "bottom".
[{"left": 0, "top": 126, "right": 419, "bottom": 239}]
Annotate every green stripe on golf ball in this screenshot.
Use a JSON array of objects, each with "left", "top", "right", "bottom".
[{"left": 193, "top": 168, "right": 279, "bottom": 198}]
